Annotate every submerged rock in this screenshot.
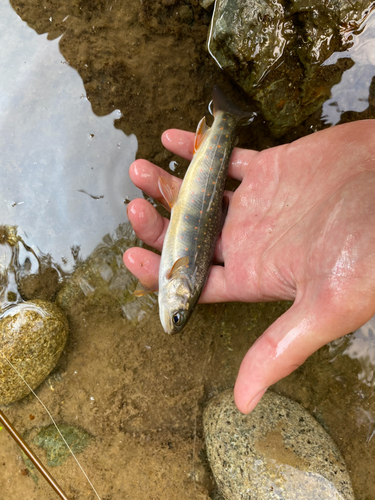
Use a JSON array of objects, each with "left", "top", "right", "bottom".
[
  {"left": 208, "top": 0, "right": 373, "bottom": 135},
  {"left": 33, "top": 424, "right": 92, "bottom": 467},
  {"left": 0, "top": 299, "right": 68, "bottom": 405},
  {"left": 204, "top": 389, "right": 354, "bottom": 500},
  {"left": 56, "top": 222, "right": 156, "bottom": 323},
  {"left": 18, "top": 266, "right": 60, "bottom": 302}
]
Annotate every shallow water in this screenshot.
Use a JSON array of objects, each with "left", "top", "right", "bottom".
[{"left": 0, "top": 1, "right": 374, "bottom": 499}]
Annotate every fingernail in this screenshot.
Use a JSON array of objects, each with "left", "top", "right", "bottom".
[{"left": 246, "top": 388, "right": 267, "bottom": 413}]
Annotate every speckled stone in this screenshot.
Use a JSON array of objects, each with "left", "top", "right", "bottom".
[
  {"left": 204, "top": 389, "right": 355, "bottom": 500},
  {"left": 0, "top": 300, "right": 68, "bottom": 405}
]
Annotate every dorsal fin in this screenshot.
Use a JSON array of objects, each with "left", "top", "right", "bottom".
[
  {"left": 158, "top": 176, "right": 180, "bottom": 210},
  {"left": 166, "top": 256, "right": 189, "bottom": 280},
  {"left": 194, "top": 116, "right": 210, "bottom": 153}
]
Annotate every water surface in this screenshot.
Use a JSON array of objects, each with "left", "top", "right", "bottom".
[{"left": 0, "top": 2, "right": 139, "bottom": 271}]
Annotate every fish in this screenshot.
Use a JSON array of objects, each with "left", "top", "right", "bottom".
[{"left": 157, "top": 86, "right": 255, "bottom": 333}]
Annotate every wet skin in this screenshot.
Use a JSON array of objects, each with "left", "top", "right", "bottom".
[{"left": 124, "top": 120, "right": 375, "bottom": 413}]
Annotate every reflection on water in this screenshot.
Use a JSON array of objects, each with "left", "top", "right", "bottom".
[
  {"left": 344, "top": 316, "right": 375, "bottom": 387},
  {"left": 322, "top": 7, "right": 375, "bottom": 125},
  {"left": 0, "top": 2, "right": 140, "bottom": 271}
]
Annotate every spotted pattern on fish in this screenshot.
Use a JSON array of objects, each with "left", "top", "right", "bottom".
[{"left": 159, "top": 112, "right": 236, "bottom": 300}]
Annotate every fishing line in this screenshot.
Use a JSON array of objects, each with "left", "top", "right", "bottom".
[
  {"left": 208, "top": 100, "right": 214, "bottom": 117},
  {"left": 207, "top": 0, "right": 223, "bottom": 70},
  {"left": 1, "top": 353, "right": 102, "bottom": 500}
]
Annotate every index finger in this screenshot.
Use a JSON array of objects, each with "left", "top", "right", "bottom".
[{"left": 162, "top": 129, "right": 259, "bottom": 181}]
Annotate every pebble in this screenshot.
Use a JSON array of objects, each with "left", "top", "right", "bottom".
[
  {"left": 0, "top": 299, "right": 68, "bottom": 405},
  {"left": 203, "top": 389, "right": 355, "bottom": 500}
]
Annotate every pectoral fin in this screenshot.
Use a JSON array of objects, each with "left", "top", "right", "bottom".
[
  {"left": 133, "top": 280, "right": 158, "bottom": 297},
  {"left": 166, "top": 256, "right": 189, "bottom": 279},
  {"left": 158, "top": 176, "right": 180, "bottom": 210},
  {"left": 194, "top": 116, "right": 210, "bottom": 153}
]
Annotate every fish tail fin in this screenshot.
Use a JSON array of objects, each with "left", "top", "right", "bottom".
[{"left": 212, "top": 85, "right": 256, "bottom": 125}]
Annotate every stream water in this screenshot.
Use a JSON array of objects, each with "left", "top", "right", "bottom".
[{"left": 0, "top": 1, "right": 374, "bottom": 499}]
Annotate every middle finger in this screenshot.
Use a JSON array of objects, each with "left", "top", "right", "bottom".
[
  {"left": 162, "top": 129, "right": 260, "bottom": 181},
  {"left": 130, "top": 158, "right": 234, "bottom": 208}
]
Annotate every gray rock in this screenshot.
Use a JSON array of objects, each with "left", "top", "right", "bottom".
[
  {"left": 204, "top": 389, "right": 355, "bottom": 500},
  {"left": 207, "top": 0, "right": 372, "bottom": 136},
  {"left": 0, "top": 299, "right": 68, "bottom": 405},
  {"left": 208, "top": 0, "right": 287, "bottom": 89}
]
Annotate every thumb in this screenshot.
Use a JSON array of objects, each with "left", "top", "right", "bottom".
[{"left": 233, "top": 292, "right": 372, "bottom": 414}]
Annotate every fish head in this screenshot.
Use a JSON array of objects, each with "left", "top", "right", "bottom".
[{"left": 159, "top": 275, "right": 193, "bottom": 334}]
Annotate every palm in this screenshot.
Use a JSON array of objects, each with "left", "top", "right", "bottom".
[
  {"left": 222, "top": 122, "right": 375, "bottom": 303},
  {"left": 124, "top": 120, "right": 375, "bottom": 413}
]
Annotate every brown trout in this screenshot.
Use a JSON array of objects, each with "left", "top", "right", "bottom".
[{"left": 158, "top": 87, "right": 254, "bottom": 333}]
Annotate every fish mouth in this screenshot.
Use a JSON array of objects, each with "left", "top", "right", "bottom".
[{"left": 159, "top": 304, "right": 173, "bottom": 334}]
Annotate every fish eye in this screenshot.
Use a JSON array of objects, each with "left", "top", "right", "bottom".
[{"left": 172, "top": 312, "right": 182, "bottom": 326}]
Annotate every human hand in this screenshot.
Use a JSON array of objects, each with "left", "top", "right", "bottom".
[{"left": 123, "top": 120, "right": 375, "bottom": 413}]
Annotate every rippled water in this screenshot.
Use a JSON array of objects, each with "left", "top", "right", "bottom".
[{"left": 0, "top": 1, "right": 374, "bottom": 499}]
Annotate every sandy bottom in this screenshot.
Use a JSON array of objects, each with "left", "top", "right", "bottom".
[{"left": 1, "top": 293, "right": 374, "bottom": 499}]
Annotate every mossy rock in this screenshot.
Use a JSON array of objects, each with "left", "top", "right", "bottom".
[{"left": 33, "top": 424, "right": 92, "bottom": 467}]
